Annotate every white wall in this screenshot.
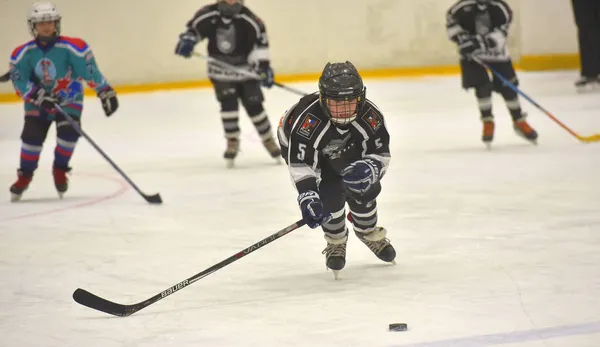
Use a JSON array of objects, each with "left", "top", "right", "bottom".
[{"left": 0, "top": 0, "right": 579, "bottom": 94}]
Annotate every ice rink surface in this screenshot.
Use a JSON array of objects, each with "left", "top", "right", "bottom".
[{"left": 1, "top": 71, "right": 599, "bottom": 347}]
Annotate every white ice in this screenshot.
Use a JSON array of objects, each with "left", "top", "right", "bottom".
[{"left": 1, "top": 71, "right": 599, "bottom": 347}]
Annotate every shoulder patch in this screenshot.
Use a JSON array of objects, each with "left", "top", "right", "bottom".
[
  {"left": 296, "top": 113, "right": 321, "bottom": 140},
  {"left": 361, "top": 108, "right": 383, "bottom": 133}
]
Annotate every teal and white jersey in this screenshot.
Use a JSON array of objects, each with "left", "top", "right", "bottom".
[{"left": 10, "top": 36, "right": 112, "bottom": 117}]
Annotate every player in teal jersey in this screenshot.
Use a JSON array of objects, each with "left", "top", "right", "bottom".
[{"left": 8, "top": 2, "right": 119, "bottom": 202}]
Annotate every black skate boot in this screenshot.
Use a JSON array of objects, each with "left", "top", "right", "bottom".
[
  {"left": 322, "top": 233, "right": 348, "bottom": 280},
  {"left": 223, "top": 138, "right": 240, "bottom": 168},
  {"left": 354, "top": 227, "right": 396, "bottom": 264},
  {"left": 513, "top": 116, "right": 538, "bottom": 144},
  {"left": 262, "top": 137, "right": 281, "bottom": 162},
  {"left": 575, "top": 76, "right": 600, "bottom": 93},
  {"left": 9, "top": 169, "right": 33, "bottom": 202},
  {"left": 52, "top": 166, "right": 71, "bottom": 199}
]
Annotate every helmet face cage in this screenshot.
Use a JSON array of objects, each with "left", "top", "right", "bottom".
[
  {"left": 28, "top": 3, "right": 61, "bottom": 39},
  {"left": 318, "top": 62, "right": 366, "bottom": 126},
  {"left": 217, "top": 0, "right": 243, "bottom": 17},
  {"left": 319, "top": 87, "right": 366, "bottom": 125}
]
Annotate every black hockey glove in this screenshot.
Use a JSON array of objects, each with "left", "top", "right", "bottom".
[
  {"left": 256, "top": 63, "right": 274, "bottom": 88},
  {"left": 298, "top": 190, "right": 331, "bottom": 229},
  {"left": 175, "top": 32, "right": 197, "bottom": 58},
  {"left": 98, "top": 86, "right": 118, "bottom": 117},
  {"left": 341, "top": 158, "right": 382, "bottom": 195},
  {"left": 29, "top": 86, "right": 59, "bottom": 112},
  {"left": 459, "top": 36, "right": 486, "bottom": 58}
]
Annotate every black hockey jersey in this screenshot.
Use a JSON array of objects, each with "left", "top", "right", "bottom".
[
  {"left": 446, "top": 0, "right": 512, "bottom": 61},
  {"left": 277, "top": 94, "right": 391, "bottom": 194},
  {"left": 184, "top": 4, "right": 270, "bottom": 81}
]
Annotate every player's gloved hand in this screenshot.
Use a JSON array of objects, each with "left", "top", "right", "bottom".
[
  {"left": 341, "top": 158, "right": 382, "bottom": 195},
  {"left": 175, "top": 32, "right": 197, "bottom": 58},
  {"left": 298, "top": 190, "right": 331, "bottom": 229},
  {"left": 257, "top": 63, "right": 274, "bottom": 88},
  {"left": 459, "top": 35, "right": 486, "bottom": 58},
  {"left": 98, "top": 86, "right": 118, "bottom": 117},
  {"left": 29, "top": 86, "right": 59, "bottom": 111}
]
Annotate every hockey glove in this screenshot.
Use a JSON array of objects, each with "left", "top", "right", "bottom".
[
  {"left": 175, "top": 32, "right": 197, "bottom": 58},
  {"left": 29, "top": 87, "right": 59, "bottom": 112},
  {"left": 98, "top": 86, "right": 118, "bottom": 117},
  {"left": 341, "top": 158, "right": 382, "bottom": 195},
  {"left": 298, "top": 190, "right": 331, "bottom": 229},
  {"left": 257, "top": 63, "right": 274, "bottom": 88},
  {"left": 459, "top": 36, "right": 486, "bottom": 58}
]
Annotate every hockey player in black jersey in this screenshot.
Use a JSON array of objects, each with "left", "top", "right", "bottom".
[
  {"left": 175, "top": 0, "right": 280, "bottom": 167},
  {"left": 446, "top": 0, "right": 538, "bottom": 147},
  {"left": 278, "top": 61, "right": 396, "bottom": 279}
]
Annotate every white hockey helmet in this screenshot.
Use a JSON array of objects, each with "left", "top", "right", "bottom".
[{"left": 28, "top": 2, "right": 61, "bottom": 39}]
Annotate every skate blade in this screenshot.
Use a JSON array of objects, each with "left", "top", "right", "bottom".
[
  {"left": 332, "top": 270, "right": 340, "bottom": 280},
  {"left": 484, "top": 142, "right": 492, "bottom": 150},
  {"left": 225, "top": 159, "right": 235, "bottom": 168},
  {"left": 10, "top": 193, "right": 22, "bottom": 202},
  {"left": 391, "top": 260, "right": 397, "bottom": 265},
  {"left": 58, "top": 192, "right": 65, "bottom": 199}
]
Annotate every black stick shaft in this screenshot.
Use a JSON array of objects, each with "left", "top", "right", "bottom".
[
  {"left": 54, "top": 104, "right": 162, "bottom": 204},
  {"left": 73, "top": 219, "right": 305, "bottom": 316}
]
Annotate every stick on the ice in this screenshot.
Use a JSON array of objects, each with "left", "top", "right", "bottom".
[
  {"left": 191, "top": 52, "right": 309, "bottom": 97},
  {"left": 73, "top": 219, "right": 306, "bottom": 316},
  {"left": 53, "top": 104, "right": 162, "bottom": 204},
  {"left": 472, "top": 56, "right": 600, "bottom": 143}
]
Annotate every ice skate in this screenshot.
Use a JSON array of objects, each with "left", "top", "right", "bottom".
[
  {"left": 481, "top": 119, "right": 495, "bottom": 149},
  {"left": 513, "top": 117, "right": 538, "bottom": 144},
  {"left": 9, "top": 169, "right": 33, "bottom": 202},
  {"left": 354, "top": 226, "right": 396, "bottom": 265},
  {"left": 575, "top": 76, "right": 600, "bottom": 94},
  {"left": 52, "top": 166, "right": 71, "bottom": 199},
  {"left": 262, "top": 137, "right": 281, "bottom": 163},
  {"left": 223, "top": 138, "right": 240, "bottom": 168},
  {"left": 322, "top": 233, "right": 348, "bottom": 280}
]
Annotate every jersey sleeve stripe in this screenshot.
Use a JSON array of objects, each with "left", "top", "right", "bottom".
[
  {"left": 239, "top": 14, "right": 262, "bottom": 39},
  {"left": 10, "top": 42, "right": 35, "bottom": 63}
]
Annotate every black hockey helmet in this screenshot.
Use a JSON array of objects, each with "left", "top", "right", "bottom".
[
  {"left": 318, "top": 61, "right": 366, "bottom": 126},
  {"left": 217, "top": 0, "right": 243, "bottom": 18}
]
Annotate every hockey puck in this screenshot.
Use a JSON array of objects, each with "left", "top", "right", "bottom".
[{"left": 389, "top": 323, "right": 408, "bottom": 332}]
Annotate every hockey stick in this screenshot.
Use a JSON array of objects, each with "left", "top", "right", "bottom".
[
  {"left": 472, "top": 56, "right": 600, "bottom": 143},
  {"left": 73, "top": 219, "right": 306, "bottom": 316},
  {"left": 53, "top": 104, "right": 163, "bottom": 204},
  {"left": 0, "top": 71, "right": 10, "bottom": 82},
  {"left": 191, "top": 52, "right": 309, "bottom": 97}
]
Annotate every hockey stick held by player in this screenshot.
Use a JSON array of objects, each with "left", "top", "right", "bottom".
[{"left": 277, "top": 61, "right": 396, "bottom": 279}]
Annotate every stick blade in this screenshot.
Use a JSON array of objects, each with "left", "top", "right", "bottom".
[
  {"left": 0, "top": 72, "right": 10, "bottom": 82},
  {"left": 144, "top": 193, "right": 162, "bottom": 204},
  {"left": 579, "top": 134, "right": 600, "bottom": 143},
  {"left": 73, "top": 288, "right": 135, "bottom": 317}
]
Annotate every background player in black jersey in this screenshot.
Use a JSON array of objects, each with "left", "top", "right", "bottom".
[
  {"left": 175, "top": 0, "right": 280, "bottom": 167},
  {"left": 278, "top": 61, "right": 396, "bottom": 279},
  {"left": 446, "top": 0, "right": 538, "bottom": 148},
  {"left": 571, "top": 0, "right": 600, "bottom": 91}
]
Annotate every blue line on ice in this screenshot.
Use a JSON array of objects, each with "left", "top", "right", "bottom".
[{"left": 392, "top": 321, "right": 600, "bottom": 347}]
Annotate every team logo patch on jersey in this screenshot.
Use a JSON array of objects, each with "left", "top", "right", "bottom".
[
  {"left": 34, "top": 58, "right": 57, "bottom": 85},
  {"left": 297, "top": 114, "right": 320, "bottom": 140},
  {"left": 362, "top": 110, "right": 382, "bottom": 133}
]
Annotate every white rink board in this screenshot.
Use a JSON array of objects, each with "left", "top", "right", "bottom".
[{"left": 0, "top": 0, "right": 578, "bottom": 94}]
